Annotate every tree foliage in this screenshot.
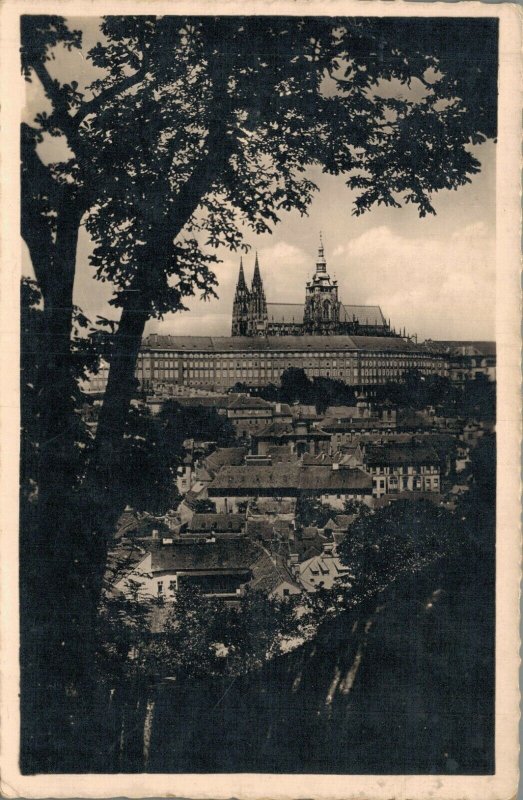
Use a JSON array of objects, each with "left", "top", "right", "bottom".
[{"left": 337, "top": 500, "right": 456, "bottom": 605}]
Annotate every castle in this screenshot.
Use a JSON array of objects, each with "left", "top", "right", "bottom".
[{"left": 232, "top": 237, "right": 398, "bottom": 338}]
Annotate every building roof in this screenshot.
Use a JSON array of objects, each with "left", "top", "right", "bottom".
[
  {"left": 264, "top": 302, "right": 387, "bottom": 327},
  {"left": 247, "top": 497, "right": 297, "bottom": 515},
  {"left": 254, "top": 421, "right": 329, "bottom": 439},
  {"left": 174, "top": 396, "right": 229, "bottom": 408},
  {"left": 364, "top": 443, "right": 440, "bottom": 467},
  {"left": 266, "top": 303, "right": 305, "bottom": 324},
  {"left": 320, "top": 418, "right": 392, "bottom": 432},
  {"left": 188, "top": 514, "right": 246, "bottom": 533},
  {"left": 299, "top": 466, "right": 373, "bottom": 492},
  {"left": 209, "top": 464, "right": 302, "bottom": 491},
  {"left": 249, "top": 550, "right": 300, "bottom": 594},
  {"left": 227, "top": 394, "right": 273, "bottom": 410},
  {"left": 208, "top": 464, "right": 372, "bottom": 493},
  {"left": 150, "top": 539, "right": 258, "bottom": 573},
  {"left": 429, "top": 340, "right": 496, "bottom": 357},
  {"left": 298, "top": 553, "right": 351, "bottom": 591},
  {"left": 142, "top": 334, "right": 425, "bottom": 354},
  {"left": 246, "top": 519, "right": 275, "bottom": 541},
  {"left": 340, "top": 304, "right": 386, "bottom": 326},
  {"left": 205, "top": 447, "right": 247, "bottom": 473}
]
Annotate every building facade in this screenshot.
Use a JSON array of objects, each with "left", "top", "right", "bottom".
[
  {"left": 136, "top": 334, "right": 446, "bottom": 393},
  {"left": 231, "top": 238, "right": 398, "bottom": 338}
]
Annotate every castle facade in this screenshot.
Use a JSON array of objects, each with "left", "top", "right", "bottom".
[{"left": 232, "top": 238, "right": 397, "bottom": 338}]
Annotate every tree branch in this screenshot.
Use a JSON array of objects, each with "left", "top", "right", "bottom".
[
  {"left": 31, "top": 59, "right": 81, "bottom": 150},
  {"left": 74, "top": 64, "right": 148, "bottom": 125}
]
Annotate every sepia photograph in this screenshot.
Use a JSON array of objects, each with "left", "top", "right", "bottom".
[{"left": 0, "top": 2, "right": 520, "bottom": 797}]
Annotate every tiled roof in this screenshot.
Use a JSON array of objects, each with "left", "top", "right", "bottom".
[
  {"left": 209, "top": 464, "right": 372, "bottom": 493},
  {"left": 364, "top": 443, "right": 439, "bottom": 467},
  {"left": 150, "top": 539, "right": 258, "bottom": 573},
  {"left": 227, "top": 394, "right": 273, "bottom": 410},
  {"left": 249, "top": 550, "right": 300, "bottom": 594},
  {"left": 142, "top": 335, "right": 424, "bottom": 354},
  {"left": 205, "top": 447, "right": 247, "bottom": 473},
  {"left": 246, "top": 519, "right": 275, "bottom": 541},
  {"left": 188, "top": 514, "right": 245, "bottom": 533},
  {"left": 209, "top": 464, "right": 302, "bottom": 491},
  {"left": 299, "top": 467, "right": 373, "bottom": 492}
]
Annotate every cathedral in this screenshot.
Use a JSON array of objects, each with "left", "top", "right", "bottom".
[{"left": 231, "top": 237, "right": 397, "bottom": 338}]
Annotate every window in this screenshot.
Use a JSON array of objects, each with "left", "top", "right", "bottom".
[{"left": 157, "top": 581, "right": 164, "bottom": 595}]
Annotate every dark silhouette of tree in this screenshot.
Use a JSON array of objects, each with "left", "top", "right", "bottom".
[
  {"left": 296, "top": 495, "right": 339, "bottom": 529},
  {"left": 191, "top": 498, "right": 217, "bottom": 514},
  {"left": 158, "top": 400, "right": 237, "bottom": 450},
  {"left": 337, "top": 500, "right": 456, "bottom": 607},
  {"left": 280, "top": 368, "right": 313, "bottom": 404},
  {"left": 20, "top": 14, "right": 498, "bottom": 770}
]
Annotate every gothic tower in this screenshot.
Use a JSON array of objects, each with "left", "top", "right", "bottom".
[
  {"left": 303, "top": 235, "right": 341, "bottom": 335},
  {"left": 247, "top": 253, "right": 268, "bottom": 336},
  {"left": 231, "top": 258, "right": 250, "bottom": 336}
]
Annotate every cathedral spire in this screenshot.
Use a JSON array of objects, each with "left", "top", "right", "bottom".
[
  {"left": 235, "top": 257, "right": 247, "bottom": 292},
  {"left": 252, "top": 252, "right": 263, "bottom": 289},
  {"left": 316, "top": 232, "right": 327, "bottom": 274}
]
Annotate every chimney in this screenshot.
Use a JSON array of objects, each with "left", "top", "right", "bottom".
[{"left": 152, "top": 529, "right": 159, "bottom": 540}]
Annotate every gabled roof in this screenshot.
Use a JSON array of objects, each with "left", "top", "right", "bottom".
[
  {"left": 249, "top": 550, "right": 300, "bottom": 594},
  {"left": 227, "top": 394, "right": 273, "bottom": 410}
]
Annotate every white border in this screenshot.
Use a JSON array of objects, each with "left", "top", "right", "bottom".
[{"left": 1, "top": 2, "right": 520, "bottom": 798}]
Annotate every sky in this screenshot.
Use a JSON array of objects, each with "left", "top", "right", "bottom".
[{"left": 22, "top": 17, "right": 497, "bottom": 342}]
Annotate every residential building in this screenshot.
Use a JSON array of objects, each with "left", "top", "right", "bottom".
[
  {"left": 114, "top": 538, "right": 300, "bottom": 601},
  {"left": 207, "top": 463, "right": 373, "bottom": 512},
  {"left": 362, "top": 442, "right": 441, "bottom": 497}
]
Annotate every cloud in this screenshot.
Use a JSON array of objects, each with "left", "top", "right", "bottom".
[{"left": 332, "top": 223, "right": 495, "bottom": 340}]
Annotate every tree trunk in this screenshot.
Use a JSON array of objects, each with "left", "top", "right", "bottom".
[{"left": 21, "top": 102, "right": 237, "bottom": 770}]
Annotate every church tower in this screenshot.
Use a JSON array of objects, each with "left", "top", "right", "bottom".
[
  {"left": 231, "top": 258, "right": 250, "bottom": 336},
  {"left": 247, "top": 253, "right": 268, "bottom": 336},
  {"left": 303, "top": 235, "right": 341, "bottom": 335}
]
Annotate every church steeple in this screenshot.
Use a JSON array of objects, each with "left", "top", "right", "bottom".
[
  {"left": 248, "top": 252, "right": 267, "bottom": 335},
  {"left": 316, "top": 232, "right": 327, "bottom": 274},
  {"left": 236, "top": 257, "right": 247, "bottom": 292},
  {"left": 252, "top": 252, "right": 264, "bottom": 290},
  {"left": 231, "top": 257, "right": 250, "bottom": 336}
]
